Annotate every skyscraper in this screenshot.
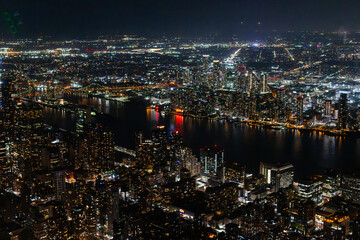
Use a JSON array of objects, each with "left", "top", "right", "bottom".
[
  {"left": 0, "top": 74, "right": 13, "bottom": 189},
  {"left": 200, "top": 146, "right": 224, "bottom": 176},
  {"left": 53, "top": 170, "right": 66, "bottom": 201},
  {"left": 262, "top": 74, "right": 267, "bottom": 93},
  {"left": 296, "top": 95, "right": 304, "bottom": 125},
  {"left": 0, "top": 132, "right": 6, "bottom": 166},
  {"left": 81, "top": 123, "right": 115, "bottom": 172},
  {"left": 341, "top": 172, "right": 360, "bottom": 204},
  {"left": 0, "top": 74, "right": 15, "bottom": 130},
  {"left": 0, "top": 132, "right": 7, "bottom": 190},
  {"left": 325, "top": 100, "right": 332, "bottom": 116},
  {"left": 276, "top": 87, "right": 286, "bottom": 122},
  {"left": 75, "top": 108, "right": 91, "bottom": 134},
  {"left": 260, "top": 161, "right": 294, "bottom": 192},
  {"left": 338, "top": 93, "right": 348, "bottom": 129},
  {"left": 152, "top": 125, "right": 169, "bottom": 167},
  {"left": 180, "top": 147, "right": 200, "bottom": 177}
]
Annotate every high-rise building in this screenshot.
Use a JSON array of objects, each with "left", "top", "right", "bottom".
[
  {"left": 248, "top": 73, "right": 253, "bottom": 93},
  {"left": 200, "top": 146, "right": 224, "bottom": 176},
  {"left": 0, "top": 132, "right": 6, "bottom": 167},
  {"left": 168, "top": 130, "right": 182, "bottom": 158},
  {"left": 298, "top": 199, "right": 316, "bottom": 234},
  {"left": 0, "top": 76, "right": 14, "bottom": 186},
  {"left": 296, "top": 95, "right": 304, "bottom": 125},
  {"left": 81, "top": 123, "right": 115, "bottom": 172},
  {"left": 340, "top": 172, "right": 360, "bottom": 204},
  {"left": 213, "top": 60, "right": 220, "bottom": 72},
  {"left": 152, "top": 125, "right": 167, "bottom": 148},
  {"left": 76, "top": 109, "right": 85, "bottom": 134},
  {"left": 0, "top": 74, "right": 15, "bottom": 130},
  {"left": 180, "top": 147, "right": 200, "bottom": 176},
  {"left": 325, "top": 100, "right": 332, "bottom": 116},
  {"left": 276, "top": 87, "right": 286, "bottom": 122},
  {"left": 334, "top": 104, "right": 339, "bottom": 120},
  {"left": 206, "top": 182, "right": 238, "bottom": 212},
  {"left": 0, "top": 132, "right": 8, "bottom": 190},
  {"left": 41, "top": 146, "right": 62, "bottom": 171},
  {"left": 294, "top": 176, "right": 323, "bottom": 205},
  {"left": 152, "top": 125, "right": 169, "bottom": 167},
  {"left": 53, "top": 170, "right": 66, "bottom": 201},
  {"left": 260, "top": 161, "right": 294, "bottom": 192},
  {"left": 249, "top": 93, "right": 258, "bottom": 120},
  {"left": 262, "top": 74, "right": 267, "bottom": 93},
  {"left": 338, "top": 93, "right": 348, "bottom": 129}
]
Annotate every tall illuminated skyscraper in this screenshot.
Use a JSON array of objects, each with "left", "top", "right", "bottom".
[
  {"left": 200, "top": 146, "right": 224, "bottom": 176},
  {"left": 81, "top": 123, "right": 115, "bottom": 172},
  {"left": 276, "top": 87, "right": 286, "bottom": 122},
  {"left": 0, "top": 132, "right": 7, "bottom": 184},
  {"left": 53, "top": 170, "right": 66, "bottom": 201},
  {"left": 262, "top": 74, "right": 267, "bottom": 93},
  {"left": 260, "top": 161, "right": 294, "bottom": 192},
  {"left": 0, "top": 74, "right": 13, "bottom": 189},
  {"left": 296, "top": 95, "right": 304, "bottom": 125},
  {"left": 180, "top": 147, "right": 200, "bottom": 176},
  {"left": 324, "top": 100, "right": 332, "bottom": 116},
  {"left": 0, "top": 133, "right": 5, "bottom": 162},
  {"left": 0, "top": 74, "right": 15, "bottom": 130},
  {"left": 76, "top": 107, "right": 91, "bottom": 134},
  {"left": 338, "top": 93, "right": 348, "bottom": 129}
]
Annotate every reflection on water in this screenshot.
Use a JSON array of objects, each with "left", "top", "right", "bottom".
[
  {"left": 42, "top": 94, "right": 360, "bottom": 178},
  {"left": 175, "top": 115, "right": 184, "bottom": 133}
]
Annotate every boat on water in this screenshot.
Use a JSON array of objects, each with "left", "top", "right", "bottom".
[
  {"left": 270, "top": 125, "right": 287, "bottom": 130},
  {"left": 262, "top": 123, "right": 286, "bottom": 130},
  {"left": 112, "top": 96, "right": 130, "bottom": 102}
]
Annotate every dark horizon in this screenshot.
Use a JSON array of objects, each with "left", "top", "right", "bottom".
[{"left": 1, "top": 0, "right": 359, "bottom": 38}]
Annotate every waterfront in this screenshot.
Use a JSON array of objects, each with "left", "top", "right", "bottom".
[{"left": 42, "top": 94, "right": 360, "bottom": 178}]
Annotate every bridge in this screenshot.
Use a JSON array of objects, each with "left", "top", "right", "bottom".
[{"left": 115, "top": 145, "right": 136, "bottom": 157}]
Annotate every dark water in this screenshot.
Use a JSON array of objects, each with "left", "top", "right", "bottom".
[{"left": 42, "top": 94, "right": 360, "bottom": 178}]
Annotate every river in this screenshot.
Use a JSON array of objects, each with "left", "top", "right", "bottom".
[{"left": 42, "top": 94, "right": 360, "bottom": 178}]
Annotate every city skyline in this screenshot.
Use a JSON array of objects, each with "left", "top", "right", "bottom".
[{"left": 1, "top": 1, "right": 360, "bottom": 239}]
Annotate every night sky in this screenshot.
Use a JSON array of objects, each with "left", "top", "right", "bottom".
[{"left": 1, "top": 0, "right": 359, "bottom": 38}]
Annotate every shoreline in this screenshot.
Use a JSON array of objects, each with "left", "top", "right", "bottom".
[
  {"left": 159, "top": 108, "right": 359, "bottom": 138},
  {"left": 53, "top": 93, "right": 360, "bottom": 138}
]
